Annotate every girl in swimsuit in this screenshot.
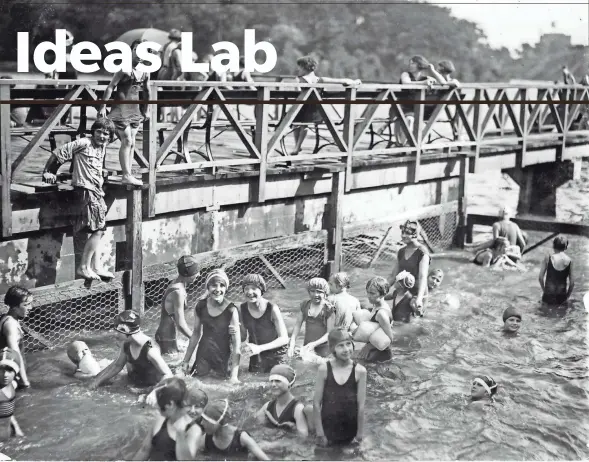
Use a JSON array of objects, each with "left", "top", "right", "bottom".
[
  {"left": 538, "top": 236, "right": 575, "bottom": 305},
  {"left": 155, "top": 255, "right": 200, "bottom": 355},
  {"left": 384, "top": 271, "right": 417, "bottom": 323},
  {"left": 236, "top": 274, "right": 289, "bottom": 373},
  {"left": 99, "top": 39, "right": 151, "bottom": 186},
  {"left": 0, "top": 286, "right": 32, "bottom": 389},
  {"left": 0, "top": 348, "right": 24, "bottom": 440},
  {"left": 196, "top": 399, "right": 269, "bottom": 460},
  {"left": 181, "top": 269, "right": 241, "bottom": 383},
  {"left": 256, "top": 364, "right": 310, "bottom": 438},
  {"left": 133, "top": 377, "right": 204, "bottom": 461},
  {"left": 90, "top": 310, "right": 173, "bottom": 390},
  {"left": 288, "top": 278, "right": 335, "bottom": 359},
  {"left": 314, "top": 329, "right": 367, "bottom": 447},
  {"left": 471, "top": 375, "right": 498, "bottom": 403}
]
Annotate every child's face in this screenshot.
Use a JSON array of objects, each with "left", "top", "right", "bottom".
[
  {"left": 297, "top": 64, "right": 309, "bottom": 77},
  {"left": 0, "top": 368, "right": 15, "bottom": 387},
  {"left": 333, "top": 340, "right": 354, "bottom": 361},
  {"left": 504, "top": 316, "right": 521, "bottom": 333},
  {"left": 269, "top": 378, "right": 289, "bottom": 397},
  {"left": 366, "top": 287, "right": 382, "bottom": 305},
  {"left": 243, "top": 284, "right": 262, "bottom": 302},
  {"left": 470, "top": 381, "right": 488, "bottom": 400},
  {"left": 401, "top": 229, "right": 417, "bottom": 243},
  {"left": 208, "top": 280, "right": 227, "bottom": 302},
  {"left": 92, "top": 128, "right": 110, "bottom": 147},
  {"left": 408, "top": 60, "right": 419, "bottom": 73},
  {"left": 308, "top": 288, "right": 326, "bottom": 304},
  {"left": 428, "top": 273, "right": 443, "bottom": 290},
  {"left": 328, "top": 279, "right": 342, "bottom": 294},
  {"left": 16, "top": 295, "right": 33, "bottom": 318}
]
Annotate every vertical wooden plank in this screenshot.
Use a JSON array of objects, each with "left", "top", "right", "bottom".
[
  {"left": 255, "top": 87, "right": 270, "bottom": 203},
  {"left": 456, "top": 155, "right": 470, "bottom": 249},
  {"left": 518, "top": 89, "right": 527, "bottom": 168},
  {"left": 0, "top": 85, "right": 12, "bottom": 237},
  {"left": 412, "top": 88, "right": 425, "bottom": 183},
  {"left": 470, "top": 89, "right": 482, "bottom": 174},
  {"left": 324, "top": 170, "right": 345, "bottom": 278},
  {"left": 145, "top": 82, "right": 158, "bottom": 217},
  {"left": 126, "top": 187, "right": 144, "bottom": 316},
  {"left": 343, "top": 87, "right": 356, "bottom": 192}
]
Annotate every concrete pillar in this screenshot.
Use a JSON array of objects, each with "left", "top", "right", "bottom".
[{"left": 504, "top": 159, "right": 581, "bottom": 217}]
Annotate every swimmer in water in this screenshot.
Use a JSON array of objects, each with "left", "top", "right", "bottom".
[
  {"left": 427, "top": 269, "right": 444, "bottom": 291},
  {"left": 502, "top": 307, "right": 522, "bottom": 335},
  {"left": 0, "top": 348, "right": 24, "bottom": 440},
  {"left": 313, "top": 329, "right": 367, "bottom": 447},
  {"left": 66, "top": 341, "right": 101, "bottom": 378},
  {"left": 195, "top": 399, "right": 270, "bottom": 460},
  {"left": 328, "top": 273, "right": 361, "bottom": 333},
  {"left": 384, "top": 271, "right": 417, "bottom": 323},
  {"left": 133, "top": 377, "right": 206, "bottom": 461},
  {"left": 256, "top": 364, "right": 310, "bottom": 438},
  {"left": 470, "top": 375, "right": 498, "bottom": 403},
  {"left": 90, "top": 310, "right": 173, "bottom": 390},
  {"left": 538, "top": 236, "right": 575, "bottom": 305}
]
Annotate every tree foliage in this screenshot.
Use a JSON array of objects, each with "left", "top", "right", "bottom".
[{"left": 1, "top": 0, "right": 586, "bottom": 82}]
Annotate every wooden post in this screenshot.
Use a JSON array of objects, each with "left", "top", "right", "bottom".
[
  {"left": 518, "top": 89, "right": 527, "bottom": 169},
  {"left": 255, "top": 87, "right": 270, "bottom": 203},
  {"left": 412, "top": 88, "right": 425, "bottom": 183},
  {"left": 455, "top": 155, "right": 470, "bottom": 248},
  {"left": 343, "top": 87, "right": 356, "bottom": 192},
  {"left": 145, "top": 82, "right": 158, "bottom": 218},
  {"left": 324, "top": 170, "right": 345, "bottom": 279},
  {"left": 0, "top": 84, "right": 12, "bottom": 237},
  {"left": 126, "top": 186, "right": 144, "bottom": 316},
  {"left": 470, "top": 89, "right": 482, "bottom": 174}
]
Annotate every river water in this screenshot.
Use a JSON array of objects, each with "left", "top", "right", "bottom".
[{"left": 1, "top": 167, "right": 588, "bottom": 460}]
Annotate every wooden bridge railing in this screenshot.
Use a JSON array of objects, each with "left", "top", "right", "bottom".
[{"left": 1, "top": 79, "right": 589, "bottom": 238}]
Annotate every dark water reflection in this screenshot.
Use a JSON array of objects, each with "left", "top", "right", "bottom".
[{"left": 0, "top": 231, "right": 587, "bottom": 460}]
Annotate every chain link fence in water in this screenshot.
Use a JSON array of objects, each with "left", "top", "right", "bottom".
[{"left": 4, "top": 202, "right": 458, "bottom": 352}]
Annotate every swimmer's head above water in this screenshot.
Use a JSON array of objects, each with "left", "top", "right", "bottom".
[
  {"left": 201, "top": 399, "right": 231, "bottom": 434},
  {"left": 553, "top": 236, "right": 569, "bottom": 252},
  {"left": 0, "top": 348, "right": 19, "bottom": 387},
  {"left": 471, "top": 375, "right": 498, "bottom": 401},
  {"left": 400, "top": 220, "right": 420, "bottom": 243},
  {"left": 66, "top": 341, "right": 101, "bottom": 377},
  {"left": 241, "top": 273, "right": 267, "bottom": 302},
  {"left": 307, "top": 277, "right": 329, "bottom": 304},
  {"left": 206, "top": 269, "right": 230, "bottom": 303},
  {"left": 427, "top": 269, "right": 444, "bottom": 291},
  {"left": 395, "top": 271, "right": 415, "bottom": 291},
  {"left": 113, "top": 310, "right": 141, "bottom": 338},
  {"left": 366, "top": 276, "right": 389, "bottom": 305},
  {"left": 177, "top": 255, "right": 200, "bottom": 282},
  {"left": 329, "top": 272, "right": 350, "bottom": 294},
  {"left": 328, "top": 328, "right": 354, "bottom": 361},
  {"left": 498, "top": 206, "right": 513, "bottom": 220},
  {"left": 268, "top": 364, "right": 297, "bottom": 396},
  {"left": 502, "top": 307, "right": 522, "bottom": 334}
]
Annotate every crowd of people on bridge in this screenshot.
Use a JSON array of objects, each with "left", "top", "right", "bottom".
[{"left": 0, "top": 198, "right": 576, "bottom": 458}]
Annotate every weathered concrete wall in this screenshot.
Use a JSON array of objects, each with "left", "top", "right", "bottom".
[{"left": 0, "top": 175, "right": 458, "bottom": 293}]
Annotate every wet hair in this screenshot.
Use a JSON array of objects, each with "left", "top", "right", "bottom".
[
  {"left": 366, "top": 276, "right": 390, "bottom": 297},
  {"left": 553, "top": 236, "right": 568, "bottom": 251},
  {"left": 307, "top": 277, "right": 329, "bottom": 294},
  {"left": 91, "top": 117, "right": 116, "bottom": 142},
  {"left": 185, "top": 384, "right": 208, "bottom": 409},
  {"left": 330, "top": 272, "right": 350, "bottom": 289},
  {"left": 410, "top": 55, "right": 430, "bottom": 71},
  {"left": 156, "top": 377, "right": 187, "bottom": 409},
  {"left": 296, "top": 55, "right": 318, "bottom": 73},
  {"left": 4, "top": 286, "right": 32, "bottom": 309},
  {"left": 438, "top": 60, "right": 456, "bottom": 74},
  {"left": 241, "top": 273, "right": 267, "bottom": 294}
]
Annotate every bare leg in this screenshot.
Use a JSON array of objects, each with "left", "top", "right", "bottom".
[
  {"left": 290, "top": 127, "right": 307, "bottom": 155},
  {"left": 116, "top": 126, "right": 142, "bottom": 186},
  {"left": 77, "top": 231, "right": 103, "bottom": 280},
  {"left": 91, "top": 241, "right": 114, "bottom": 279}
]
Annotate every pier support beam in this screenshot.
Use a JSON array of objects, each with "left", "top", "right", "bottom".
[
  {"left": 124, "top": 186, "right": 145, "bottom": 315},
  {"left": 504, "top": 159, "right": 581, "bottom": 217},
  {"left": 324, "top": 169, "right": 345, "bottom": 279}
]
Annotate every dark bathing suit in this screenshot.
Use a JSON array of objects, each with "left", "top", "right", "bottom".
[
  {"left": 155, "top": 285, "right": 186, "bottom": 355},
  {"left": 542, "top": 256, "right": 571, "bottom": 305},
  {"left": 321, "top": 361, "right": 358, "bottom": 445},
  {"left": 240, "top": 302, "right": 287, "bottom": 373},
  {"left": 265, "top": 398, "right": 301, "bottom": 428},
  {"left": 124, "top": 340, "right": 163, "bottom": 387},
  {"left": 367, "top": 308, "right": 393, "bottom": 362},
  {"left": 204, "top": 429, "right": 248, "bottom": 460},
  {"left": 391, "top": 290, "right": 414, "bottom": 323},
  {"left": 397, "top": 245, "right": 430, "bottom": 298},
  {"left": 148, "top": 419, "right": 201, "bottom": 461}
]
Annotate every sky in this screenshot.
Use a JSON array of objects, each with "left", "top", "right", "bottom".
[{"left": 423, "top": 0, "right": 589, "bottom": 52}]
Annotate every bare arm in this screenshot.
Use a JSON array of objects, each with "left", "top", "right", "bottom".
[
  {"left": 132, "top": 418, "right": 162, "bottom": 460},
  {"left": 416, "top": 254, "right": 430, "bottom": 305},
  {"left": 355, "top": 365, "right": 367, "bottom": 441},
  {"left": 293, "top": 402, "right": 309, "bottom": 438},
  {"left": 229, "top": 307, "right": 241, "bottom": 382},
  {"left": 256, "top": 305, "right": 289, "bottom": 353},
  {"left": 492, "top": 222, "right": 500, "bottom": 241},
  {"left": 142, "top": 73, "right": 152, "bottom": 117},
  {"left": 516, "top": 227, "right": 526, "bottom": 250},
  {"left": 10, "top": 415, "right": 24, "bottom": 437},
  {"left": 427, "top": 64, "right": 447, "bottom": 85},
  {"left": 255, "top": 401, "right": 270, "bottom": 425},
  {"left": 313, "top": 363, "right": 328, "bottom": 440},
  {"left": 538, "top": 255, "right": 548, "bottom": 291},
  {"left": 4, "top": 321, "right": 28, "bottom": 386},
  {"left": 170, "top": 291, "right": 193, "bottom": 340},
  {"left": 100, "top": 70, "right": 125, "bottom": 113},
  {"left": 288, "top": 311, "right": 305, "bottom": 356},
  {"left": 146, "top": 346, "right": 174, "bottom": 379},
  {"left": 567, "top": 260, "right": 575, "bottom": 298},
  {"left": 318, "top": 77, "right": 360, "bottom": 86},
  {"left": 176, "top": 423, "right": 203, "bottom": 460},
  {"left": 240, "top": 431, "right": 270, "bottom": 461},
  {"left": 182, "top": 312, "right": 202, "bottom": 372},
  {"left": 375, "top": 309, "right": 394, "bottom": 344},
  {"left": 91, "top": 345, "right": 127, "bottom": 388},
  {"left": 241, "top": 70, "right": 257, "bottom": 91},
  {"left": 388, "top": 262, "right": 399, "bottom": 286}
]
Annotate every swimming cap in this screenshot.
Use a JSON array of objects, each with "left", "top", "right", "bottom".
[
  {"left": 328, "top": 328, "right": 353, "bottom": 352},
  {"left": 502, "top": 307, "right": 522, "bottom": 322},
  {"left": 473, "top": 375, "right": 498, "bottom": 396},
  {"left": 0, "top": 348, "right": 19, "bottom": 374},
  {"left": 400, "top": 220, "right": 420, "bottom": 237},
  {"left": 330, "top": 272, "right": 350, "bottom": 289},
  {"left": 307, "top": 277, "right": 329, "bottom": 293},
  {"left": 269, "top": 364, "right": 296, "bottom": 386},
  {"left": 177, "top": 255, "right": 200, "bottom": 277},
  {"left": 241, "top": 274, "right": 267, "bottom": 294},
  {"left": 67, "top": 341, "right": 89, "bottom": 364},
  {"left": 201, "top": 399, "right": 230, "bottom": 426},
  {"left": 113, "top": 310, "right": 141, "bottom": 335},
  {"left": 205, "top": 269, "right": 229, "bottom": 289},
  {"left": 395, "top": 270, "right": 415, "bottom": 290}
]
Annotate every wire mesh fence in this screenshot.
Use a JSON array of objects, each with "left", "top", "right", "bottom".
[{"left": 6, "top": 203, "right": 458, "bottom": 352}]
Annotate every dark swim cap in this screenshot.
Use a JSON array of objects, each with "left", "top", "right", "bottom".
[
  {"left": 473, "top": 375, "right": 498, "bottom": 396},
  {"left": 113, "top": 310, "right": 141, "bottom": 335},
  {"left": 502, "top": 307, "right": 522, "bottom": 322},
  {"left": 328, "top": 328, "right": 353, "bottom": 352}
]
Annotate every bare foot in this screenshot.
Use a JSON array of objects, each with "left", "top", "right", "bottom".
[
  {"left": 94, "top": 268, "right": 114, "bottom": 279},
  {"left": 77, "top": 266, "right": 101, "bottom": 281},
  {"left": 288, "top": 149, "right": 301, "bottom": 156},
  {"left": 122, "top": 175, "right": 143, "bottom": 186}
]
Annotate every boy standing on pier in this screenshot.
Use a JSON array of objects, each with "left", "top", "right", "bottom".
[{"left": 42, "top": 118, "right": 116, "bottom": 281}]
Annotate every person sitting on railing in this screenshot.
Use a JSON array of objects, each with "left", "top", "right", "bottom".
[
  {"left": 42, "top": 117, "right": 116, "bottom": 281},
  {"left": 99, "top": 39, "right": 150, "bottom": 186},
  {"left": 0, "top": 287, "right": 32, "bottom": 390},
  {"left": 289, "top": 55, "right": 361, "bottom": 157},
  {"left": 0, "top": 77, "right": 28, "bottom": 128},
  {"left": 434, "top": 61, "right": 460, "bottom": 88}
]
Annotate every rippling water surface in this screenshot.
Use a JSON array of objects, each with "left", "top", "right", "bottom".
[{"left": 1, "top": 162, "right": 589, "bottom": 460}]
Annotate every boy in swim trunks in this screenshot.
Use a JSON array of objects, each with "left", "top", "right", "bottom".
[
  {"left": 42, "top": 118, "right": 116, "bottom": 281},
  {"left": 99, "top": 39, "right": 151, "bottom": 186},
  {"left": 0, "top": 348, "right": 24, "bottom": 440},
  {"left": 66, "top": 341, "right": 102, "bottom": 378}
]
